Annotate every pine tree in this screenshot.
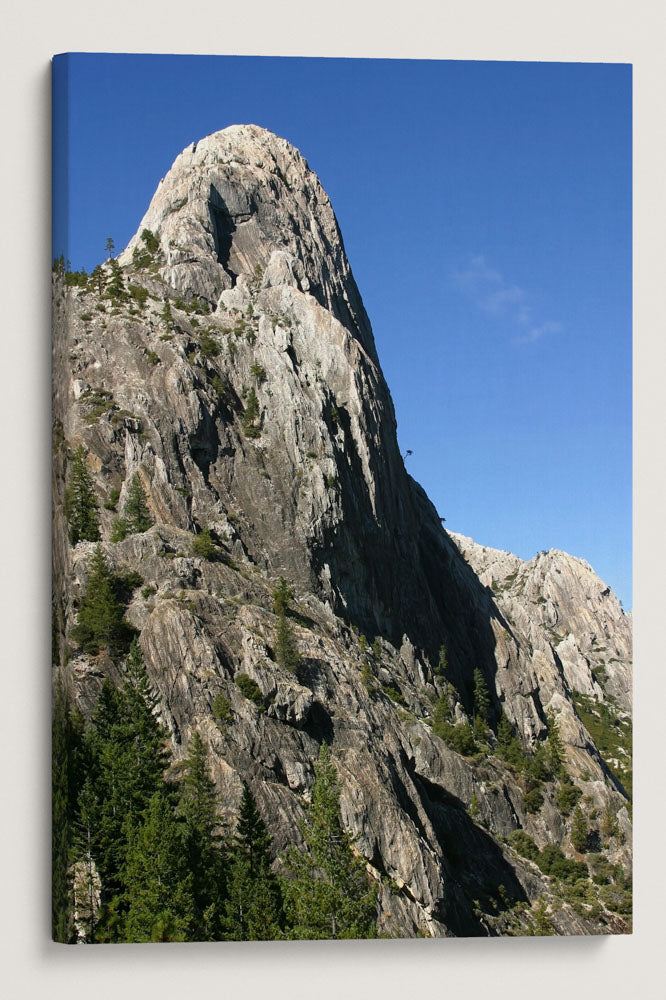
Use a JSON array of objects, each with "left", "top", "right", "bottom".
[
  {"left": 497, "top": 713, "right": 514, "bottom": 754},
  {"left": 225, "top": 785, "right": 283, "bottom": 940},
  {"left": 105, "top": 237, "right": 115, "bottom": 257},
  {"left": 80, "top": 647, "right": 170, "bottom": 928},
  {"left": 123, "top": 472, "right": 153, "bottom": 534},
  {"left": 601, "top": 802, "right": 620, "bottom": 842},
  {"left": 272, "top": 576, "right": 300, "bottom": 673},
  {"left": 435, "top": 644, "right": 448, "bottom": 676},
  {"left": 178, "top": 731, "right": 225, "bottom": 939},
  {"left": 243, "top": 386, "right": 261, "bottom": 437},
  {"left": 281, "top": 744, "right": 377, "bottom": 939},
  {"left": 71, "top": 545, "right": 132, "bottom": 655},
  {"left": 275, "top": 613, "right": 300, "bottom": 673},
  {"left": 123, "top": 792, "right": 194, "bottom": 942},
  {"left": 571, "top": 805, "right": 589, "bottom": 853},
  {"left": 64, "top": 445, "right": 100, "bottom": 545},
  {"left": 88, "top": 264, "right": 105, "bottom": 296},
  {"left": 272, "top": 576, "right": 294, "bottom": 616},
  {"left": 496, "top": 712, "right": 524, "bottom": 767},
  {"left": 71, "top": 778, "right": 102, "bottom": 942},
  {"left": 120, "top": 640, "right": 171, "bottom": 808},
  {"left": 473, "top": 668, "right": 491, "bottom": 723},
  {"left": 106, "top": 258, "right": 125, "bottom": 300},
  {"left": 545, "top": 711, "right": 564, "bottom": 776},
  {"left": 52, "top": 680, "right": 84, "bottom": 942}
]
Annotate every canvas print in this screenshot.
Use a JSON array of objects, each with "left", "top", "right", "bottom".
[{"left": 52, "top": 54, "right": 632, "bottom": 942}]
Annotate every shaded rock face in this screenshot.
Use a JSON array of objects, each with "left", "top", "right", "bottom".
[{"left": 53, "top": 125, "right": 632, "bottom": 937}]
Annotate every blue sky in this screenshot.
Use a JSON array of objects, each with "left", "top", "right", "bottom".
[{"left": 53, "top": 54, "right": 632, "bottom": 606}]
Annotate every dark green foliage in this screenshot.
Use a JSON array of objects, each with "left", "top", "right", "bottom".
[
  {"left": 132, "top": 229, "right": 159, "bottom": 270},
  {"left": 213, "top": 693, "right": 233, "bottom": 726},
  {"left": 272, "top": 576, "right": 294, "bottom": 615},
  {"left": 123, "top": 792, "right": 194, "bottom": 942},
  {"left": 571, "top": 806, "right": 589, "bottom": 853},
  {"left": 537, "top": 845, "right": 588, "bottom": 883},
  {"left": 598, "top": 881, "right": 632, "bottom": 916},
  {"left": 526, "top": 741, "right": 550, "bottom": 782},
  {"left": 432, "top": 689, "right": 453, "bottom": 726},
  {"left": 77, "top": 643, "right": 171, "bottom": 935},
  {"left": 71, "top": 778, "right": 102, "bottom": 942},
  {"left": 70, "top": 545, "right": 134, "bottom": 655},
  {"left": 601, "top": 803, "right": 620, "bottom": 842},
  {"left": 225, "top": 785, "right": 284, "bottom": 940},
  {"left": 106, "top": 259, "right": 125, "bottom": 301},
  {"left": 508, "top": 829, "right": 540, "bottom": 862},
  {"left": 104, "top": 487, "right": 121, "bottom": 511},
  {"left": 129, "top": 284, "right": 149, "bottom": 309},
  {"left": 360, "top": 662, "right": 377, "bottom": 693},
  {"left": 123, "top": 472, "right": 153, "bottom": 534},
  {"left": 64, "top": 445, "right": 100, "bottom": 545},
  {"left": 372, "top": 639, "right": 381, "bottom": 659},
  {"left": 250, "top": 361, "right": 266, "bottom": 383},
  {"left": 523, "top": 787, "right": 544, "bottom": 814},
  {"left": 272, "top": 577, "right": 300, "bottom": 673},
  {"left": 556, "top": 773, "right": 583, "bottom": 815},
  {"left": 434, "top": 644, "right": 448, "bottom": 676},
  {"left": 588, "top": 853, "right": 616, "bottom": 886},
  {"left": 90, "top": 264, "right": 106, "bottom": 295},
  {"left": 147, "top": 350, "right": 160, "bottom": 366},
  {"left": 79, "top": 387, "right": 117, "bottom": 425},
  {"left": 160, "top": 300, "right": 173, "bottom": 327},
  {"left": 243, "top": 386, "right": 261, "bottom": 437},
  {"left": 178, "top": 733, "right": 225, "bottom": 939},
  {"left": 382, "top": 684, "right": 407, "bottom": 706},
  {"left": 496, "top": 713, "right": 526, "bottom": 768},
  {"left": 210, "top": 374, "right": 231, "bottom": 401},
  {"left": 281, "top": 744, "right": 377, "bottom": 939},
  {"left": 52, "top": 681, "right": 84, "bottom": 941},
  {"left": 105, "top": 237, "right": 115, "bottom": 257},
  {"left": 141, "top": 229, "right": 159, "bottom": 253},
  {"left": 110, "top": 516, "right": 128, "bottom": 542},
  {"left": 545, "top": 711, "right": 565, "bottom": 775},
  {"left": 191, "top": 528, "right": 217, "bottom": 560},
  {"left": 275, "top": 613, "right": 300, "bottom": 673},
  {"left": 199, "top": 332, "right": 220, "bottom": 357},
  {"left": 63, "top": 265, "right": 89, "bottom": 288},
  {"left": 530, "top": 901, "right": 554, "bottom": 936},
  {"left": 473, "top": 668, "right": 491, "bottom": 723},
  {"left": 234, "top": 673, "right": 264, "bottom": 708},
  {"left": 474, "top": 713, "right": 489, "bottom": 742},
  {"left": 433, "top": 714, "right": 477, "bottom": 757}
]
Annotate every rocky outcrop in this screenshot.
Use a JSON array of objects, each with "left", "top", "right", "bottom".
[{"left": 52, "top": 125, "right": 632, "bottom": 936}]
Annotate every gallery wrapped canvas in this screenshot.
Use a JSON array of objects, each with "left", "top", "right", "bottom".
[{"left": 52, "top": 54, "right": 632, "bottom": 941}]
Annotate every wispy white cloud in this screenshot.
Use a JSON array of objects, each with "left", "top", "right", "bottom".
[
  {"left": 453, "top": 254, "right": 561, "bottom": 346},
  {"left": 513, "top": 320, "right": 562, "bottom": 345},
  {"left": 482, "top": 285, "right": 525, "bottom": 315},
  {"left": 453, "top": 255, "right": 503, "bottom": 290}
]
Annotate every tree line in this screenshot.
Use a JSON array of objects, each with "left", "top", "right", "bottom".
[{"left": 52, "top": 641, "right": 377, "bottom": 943}]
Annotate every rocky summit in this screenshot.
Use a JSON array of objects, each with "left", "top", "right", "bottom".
[{"left": 52, "top": 124, "right": 632, "bottom": 939}]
